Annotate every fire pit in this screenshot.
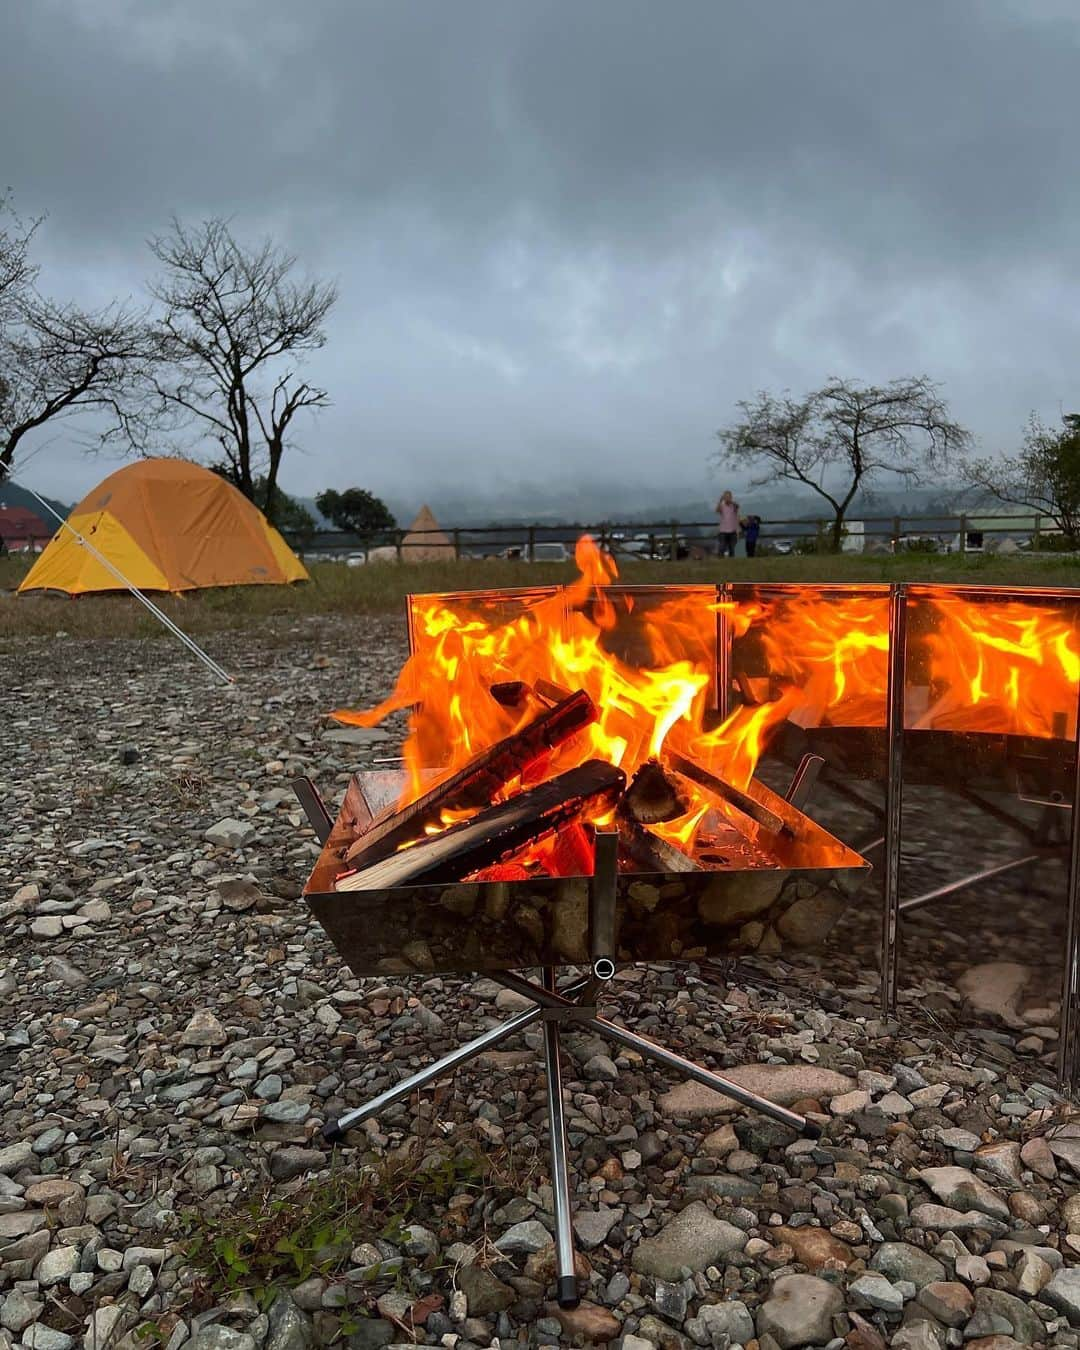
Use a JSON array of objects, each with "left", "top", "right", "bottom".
[{"left": 292, "top": 548, "right": 1080, "bottom": 1304}]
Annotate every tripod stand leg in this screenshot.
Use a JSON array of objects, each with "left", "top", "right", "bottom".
[
  {"left": 542, "top": 969, "right": 580, "bottom": 1310},
  {"left": 587, "top": 1015, "right": 821, "bottom": 1138},
  {"left": 322, "top": 1004, "right": 543, "bottom": 1143}
]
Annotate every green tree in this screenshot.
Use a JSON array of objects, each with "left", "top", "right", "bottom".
[
  {"left": 315, "top": 487, "right": 396, "bottom": 537},
  {"left": 965, "top": 412, "right": 1080, "bottom": 547},
  {"left": 716, "top": 376, "right": 971, "bottom": 552}
]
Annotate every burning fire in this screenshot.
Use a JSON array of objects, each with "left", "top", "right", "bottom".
[
  {"left": 332, "top": 546, "right": 1080, "bottom": 875},
  {"left": 912, "top": 590, "right": 1080, "bottom": 739}
]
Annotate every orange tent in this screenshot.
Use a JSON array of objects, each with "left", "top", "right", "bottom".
[{"left": 18, "top": 458, "right": 309, "bottom": 595}]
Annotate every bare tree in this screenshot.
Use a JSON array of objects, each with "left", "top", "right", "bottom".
[
  {"left": 147, "top": 218, "right": 337, "bottom": 523},
  {"left": 716, "top": 376, "right": 972, "bottom": 551},
  {"left": 964, "top": 412, "right": 1080, "bottom": 547},
  {"left": 0, "top": 192, "right": 39, "bottom": 319},
  {"left": 0, "top": 194, "right": 154, "bottom": 483}
]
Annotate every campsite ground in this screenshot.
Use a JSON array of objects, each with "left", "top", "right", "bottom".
[
  {"left": 3, "top": 547, "right": 1080, "bottom": 643},
  {"left": 3, "top": 561, "right": 1080, "bottom": 1347}
]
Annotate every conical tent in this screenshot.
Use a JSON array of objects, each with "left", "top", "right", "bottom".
[
  {"left": 18, "top": 458, "right": 309, "bottom": 595},
  {"left": 401, "top": 504, "right": 454, "bottom": 562}
]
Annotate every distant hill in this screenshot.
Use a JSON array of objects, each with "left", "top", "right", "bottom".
[{"left": 0, "top": 481, "right": 69, "bottom": 526}]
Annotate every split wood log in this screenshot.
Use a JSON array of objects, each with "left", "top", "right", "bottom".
[
  {"left": 345, "top": 689, "right": 597, "bottom": 865},
  {"left": 336, "top": 760, "right": 625, "bottom": 891},
  {"left": 615, "top": 806, "right": 701, "bottom": 874},
  {"left": 663, "top": 750, "right": 788, "bottom": 836},
  {"left": 623, "top": 758, "right": 689, "bottom": 824},
  {"left": 489, "top": 681, "right": 530, "bottom": 708}
]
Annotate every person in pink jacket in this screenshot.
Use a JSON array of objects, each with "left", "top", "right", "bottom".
[{"left": 715, "top": 489, "right": 740, "bottom": 557}]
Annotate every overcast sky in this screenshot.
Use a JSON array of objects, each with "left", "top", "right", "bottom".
[{"left": 4, "top": 0, "right": 1080, "bottom": 516}]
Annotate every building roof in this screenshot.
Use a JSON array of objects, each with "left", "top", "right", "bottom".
[{"left": 0, "top": 505, "right": 50, "bottom": 541}]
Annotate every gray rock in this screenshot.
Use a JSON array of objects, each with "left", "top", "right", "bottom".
[
  {"left": 121, "top": 1246, "right": 167, "bottom": 1270},
  {"left": 573, "top": 1205, "right": 621, "bottom": 1250},
  {"left": 31, "top": 1126, "right": 65, "bottom": 1155},
  {"left": 918, "top": 1165, "right": 1009, "bottom": 1220},
  {"left": 192, "top": 1330, "right": 257, "bottom": 1350},
  {"left": 204, "top": 818, "right": 256, "bottom": 848},
  {"left": 261, "top": 1098, "right": 310, "bottom": 1123},
  {"left": 35, "top": 1244, "right": 79, "bottom": 1286},
  {"left": 0, "top": 1288, "right": 43, "bottom": 1333},
  {"left": 266, "top": 1293, "right": 316, "bottom": 1350},
  {"left": 1044, "top": 1266, "right": 1080, "bottom": 1327},
  {"left": 84, "top": 1305, "right": 127, "bottom": 1348},
  {"left": 216, "top": 877, "right": 262, "bottom": 910},
  {"left": 129, "top": 1263, "right": 156, "bottom": 1296},
  {"left": 849, "top": 1273, "right": 905, "bottom": 1313},
  {"left": 631, "top": 1200, "right": 745, "bottom": 1280},
  {"left": 869, "top": 1243, "right": 947, "bottom": 1290},
  {"left": 456, "top": 1264, "right": 515, "bottom": 1317},
  {"left": 180, "top": 1009, "right": 228, "bottom": 1047},
  {"left": 756, "top": 1273, "right": 844, "bottom": 1349},
  {"left": 495, "top": 1219, "right": 552, "bottom": 1254},
  {"left": 269, "top": 1147, "right": 326, "bottom": 1182},
  {"left": 963, "top": 1287, "right": 1044, "bottom": 1344},
  {"left": 584, "top": 1053, "right": 619, "bottom": 1081},
  {"left": 0, "top": 1140, "right": 34, "bottom": 1174},
  {"left": 23, "top": 1325, "right": 75, "bottom": 1350},
  {"left": 694, "top": 1300, "right": 755, "bottom": 1346},
  {"left": 908, "top": 1203, "right": 1008, "bottom": 1237},
  {"left": 401, "top": 1223, "right": 438, "bottom": 1257}
]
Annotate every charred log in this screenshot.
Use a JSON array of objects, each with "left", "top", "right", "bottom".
[
  {"left": 664, "top": 750, "right": 788, "bottom": 837},
  {"left": 336, "top": 760, "right": 625, "bottom": 891},
  {"left": 346, "top": 689, "right": 597, "bottom": 865},
  {"left": 616, "top": 806, "right": 701, "bottom": 874},
  {"left": 623, "top": 758, "right": 689, "bottom": 824},
  {"left": 489, "top": 680, "right": 530, "bottom": 708}
]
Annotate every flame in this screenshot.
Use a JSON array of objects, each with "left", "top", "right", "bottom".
[
  {"left": 332, "top": 553, "right": 1080, "bottom": 880},
  {"left": 913, "top": 591, "right": 1080, "bottom": 738},
  {"left": 334, "top": 536, "right": 725, "bottom": 865}
]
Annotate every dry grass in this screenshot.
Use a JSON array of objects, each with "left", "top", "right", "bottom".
[{"left": 3, "top": 549, "right": 1080, "bottom": 642}]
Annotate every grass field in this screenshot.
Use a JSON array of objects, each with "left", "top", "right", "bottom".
[{"left": 3, "top": 548, "right": 1080, "bottom": 641}]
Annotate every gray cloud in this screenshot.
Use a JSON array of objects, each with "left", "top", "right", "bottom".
[{"left": 4, "top": 0, "right": 1080, "bottom": 514}]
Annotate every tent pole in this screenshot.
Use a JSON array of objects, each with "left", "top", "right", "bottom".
[{"left": 11, "top": 480, "right": 234, "bottom": 686}]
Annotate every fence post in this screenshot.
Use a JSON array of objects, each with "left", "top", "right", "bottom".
[
  {"left": 527, "top": 525, "right": 536, "bottom": 562},
  {"left": 1034, "top": 514, "right": 1041, "bottom": 550},
  {"left": 669, "top": 522, "right": 678, "bottom": 562},
  {"left": 891, "top": 516, "right": 901, "bottom": 553},
  {"left": 959, "top": 515, "right": 966, "bottom": 554},
  {"left": 395, "top": 529, "right": 403, "bottom": 563},
  {"left": 816, "top": 520, "right": 825, "bottom": 553},
  {"left": 452, "top": 528, "right": 461, "bottom": 560}
]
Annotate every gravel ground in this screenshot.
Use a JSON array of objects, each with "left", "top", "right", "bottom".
[{"left": 3, "top": 618, "right": 1080, "bottom": 1350}]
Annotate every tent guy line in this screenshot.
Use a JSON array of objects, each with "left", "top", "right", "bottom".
[{"left": 9, "top": 477, "right": 235, "bottom": 686}]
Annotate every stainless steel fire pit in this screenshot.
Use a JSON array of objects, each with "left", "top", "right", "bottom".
[{"left": 292, "top": 571, "right": 1080, "bottom": 1307}]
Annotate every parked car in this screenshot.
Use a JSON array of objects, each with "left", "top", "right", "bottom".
[
  {"left": 500, "top": 542, "right": 571, "bottom": 562},
  {"left": 531, "top": 541, "right": 571, "bottom": 562},
  {"left": 345, "top": 550, "right": 367, "bottom": 567}
]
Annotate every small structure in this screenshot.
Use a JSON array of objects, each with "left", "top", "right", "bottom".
[
  {"left": 0, "top": 505, "right": 50, "bottom": 553},
  {"left": 400, "top": 504, "right": 454, "bottom": 562},
  {"left": 18, "top": 458, "right": 309, "bottom": 595}
]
